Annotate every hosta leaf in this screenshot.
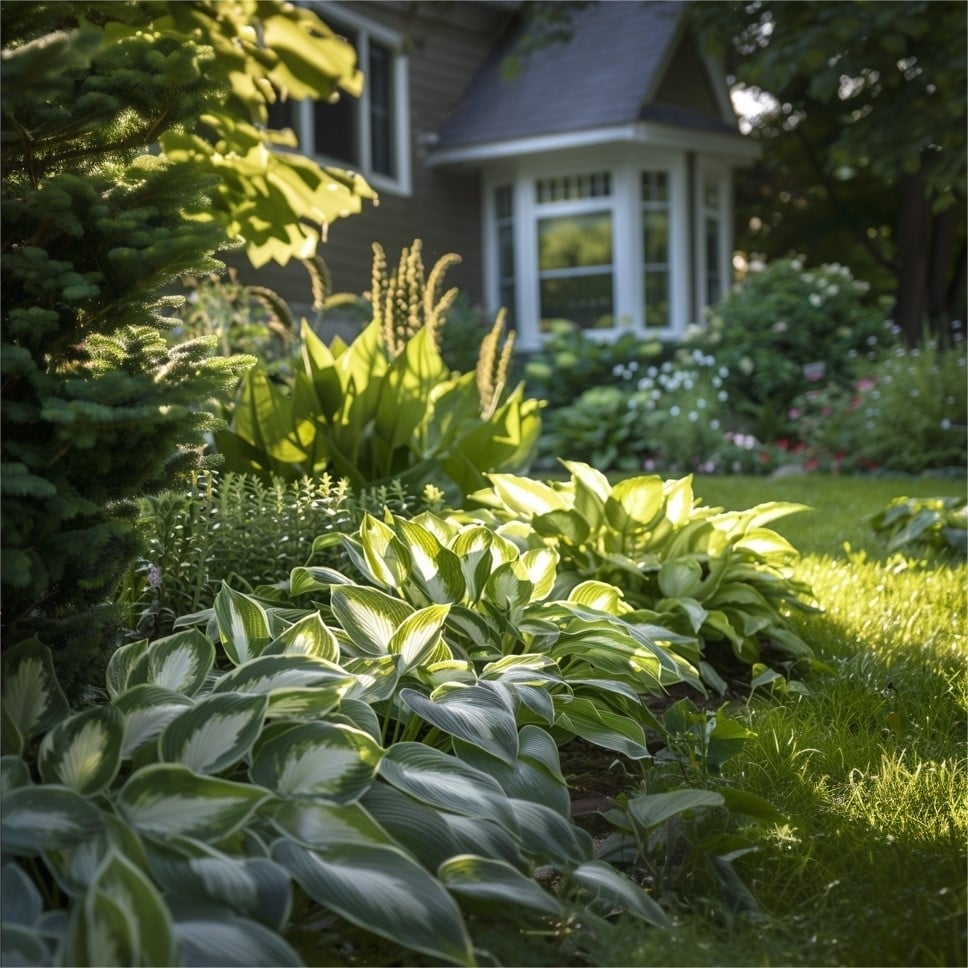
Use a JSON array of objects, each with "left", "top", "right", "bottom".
[
  {"left": 158, "top": 693, "right": 268, "bottom": 774},
  {"left": 400, "top": 684, "right": 519, "bottom": 765},
  {"left": 486, "top": 473, "right": 568, "bottom": 517},
  {"left": 249, "top": 721, "right": 382, "bottom": 801},
  {"left": 658, "top": 558, "right": 705, "bottom": 599},
  {"left": 105, "top": 639, "right": 148, "bottom": 700},
  {"left": 568, "top": 580, "right": 629, "bottom": 614},
  {"left": 508, "top": 797, "right": 593, "bottom": 866},
  {"left": 518, "top": 547, "right": 559, "bottom": 601},
  {"left": 736, "top": 527, "right": 799, "bottom": 560},
  {"left": 2, "top": 785, "right": 105, "bottom": 855},
  {"left": 626, "top": 789, "right": 725, "bottom": 832},
  {"left": 273, "top": 839, "right": 475, "bottom": 966},
  {"left": 451, "top": 525, "right": 496, "bottom": 601},
  {"left": 343, "top": 653, "right": 401, "bottom": 703},
  {"left": 330, "top": 585, "right": 414, "bottom": 656},
  {"left": 394, "top": 517, "right": 467, "bottom": 605},
  {"left": 0, "top": 923, "right": 51, "bottom": 966},
  {"left": 554, "top": 696, "right": 651, "bottom": 759},
  {"left": 389, "top": 604, "right": 451, "bottom": 672},
  {"left": 271, "top": 798, "right": 395, "bottom": 850},
  {"left": 38, "top": 705, "right": 123, "bottom": 796},
  {"left": 1, "top": 703, "right": 24, "bottom": 757},
  {"left": 570, "top": 859, "right": 670, "bottom": 927},
  {"left": 378, "top": 742, "right": 517, "bottom": 830},
  {"left": 533, "top": 508, "right": 590, "bottom": 544},
  {"left": 212, "top": 652, "right": 351, "bottom": 698},
  {"left": 114, "top": 685, "right": 195, "bottom": 758},
  {"left": 1, "top": 637, "right": 70, "bottom": 743},
  {"left": 483, "top": 562, "right": 532, "bottom": 614},
  {"left": 443, "top": 812, "right": 528, "bottom": 869},
  {"left": 169, "top": 902, "right": 303, "bottom": 968},
  {"left": 663, "top": 475, "right": 695, "bottom": 528},
  {"left": 289, "top": 564, "right": 354, "bottom": 596},
  {"left": 117, "top": 765, "right": 271, "bottom": 840},
  {"left": 439, "top": 854, "right": 563, "bottom": 919},
  {"left": 214, "top": 583, "right": 273, "bottom": 665},
  {"left": 263, "top": 611, "right": 340, "bottom": 661},
  {"left": 605, "top": 475, "right": 665, "bottom": 535},
  {"left": 2, "top": 754, "right": 33, "bottom": 794},
  {"left": 82, "top": 849, "right": 178, "bottom": 968},
  {"left": 2, "top": 861, "right": 44, "bottom": 926},
  {"left": 131, "top": 629, "right": 215, "bottom": 696},
  {"left": 358, "top": 513, "right": 412, "bottom": 589}
]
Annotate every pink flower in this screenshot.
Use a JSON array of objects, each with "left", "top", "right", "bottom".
[{"left": 788, "top": 408, "right": 801, "bottom": 420}]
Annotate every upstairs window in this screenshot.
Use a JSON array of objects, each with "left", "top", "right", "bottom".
[{"left": 641, "top": 171, "right": 671, "bottom": 329}]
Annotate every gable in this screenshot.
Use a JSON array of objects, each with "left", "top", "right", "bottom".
[{"left": 648, "top": 29, "right": 731, "bottom": 124}]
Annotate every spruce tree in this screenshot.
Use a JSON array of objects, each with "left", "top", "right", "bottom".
[{"left": 1, "top": 1, "right": 369, "bottom": 692}]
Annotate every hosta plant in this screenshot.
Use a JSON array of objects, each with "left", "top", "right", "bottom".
[
  {"left": 462, "top": 461, "right": 821, "bottom": 690},
  {"left": 866, "top": 495, "right": 968, "bottom": 556}
]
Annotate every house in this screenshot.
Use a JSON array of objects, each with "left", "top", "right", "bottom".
[{"left": 245, "top": 0, "right": 758, "bottom": 350}]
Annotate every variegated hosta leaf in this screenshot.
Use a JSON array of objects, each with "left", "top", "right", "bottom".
[
  {"left": 158, "top": 692, "right": 268, "bottom": 774},
  {"left": 358, "top": 513, "right": 412, "bottom": 589},
  {"left": 485, "top": 473, "right": 568, "bottom": 517},
  {"left": 2, "top": 861, "right": 43, "bottom": 926},
  {"left": 330, "top": 585, "right": 414, "bottom": 656},
  {"left": 388, "top": 604, "right": 451, "bottom": 672},
  {"left": 105, "top": 638, "right": 149, "bottom": 700},
  {"left": 249, "top": 721, "right": 382, "bottom": 801},
  {"left": 145, "top": 839, "right": 292, "bottom": 932},
  {"left": 262, "top": 610, "right": 340, "bottom": 661},
  {"left": 288, "top": 564, "right": 354, "bottom": 597},
  {"left": 626, "top": 789, "right": 725, "bottom": 833},
  {"left": 378, "top": 742, "right": 518, "bottom": 831},
  {"left": 270, "top": 798, "right": 395, "bottom": 850},
  {"left": 273, "top": 839, "right": 476, "bottom": 967},
  {"left": 0, "top": 922, "right": 51, "bottom": 966},
  {"left": 518, "top": 547, "right": 559, "bottom": 601},
  {"left": 342, "top": 653, "right": 401, "bottom": 703},
  {"left": 439, "top": 854, "right": 564, "bottom": 920},
  {"left": 129, "top": 629, "right": 216, "bottom": 697},
  {"left": 554, "top": 695, "right": 651, "bottom": 759},
  {"left": 335, "top": 697, "right": 383, "bottom": 743},
  {"left": 114, "top": 684, "right": 195, "bottom": 759},
  {"left": 568, "top": 579, "right": 630, "bottom": 614},
  {"left": 479, "top": 657, "right": 562, "bottom": 725},
  {"left": 1, "top": 637, "right": 70, "bottom": 744},
  {"left": 509, "top": 798, "right": 594, "bottom": 867},
  {"left": 212, "top": 652, "right": 352, "bottom": 699},
  {"left": 38, "top": 705, "right": 123, "bottom": 796},
  {"left": 214, "top": 582, "right": 273, "bottom": 665},
  {"left": 73, "top": 849, "right": 178, "bottom": 968},
  {"left": 2, "top": 784, "right": 105, "bottom": 856},
  {"left": 483, "top": 562, "right": 533, "bottom": 616},
  {"left": 605, "top": 475, "right": 666, "bottom": 539},
  {"left": 117, "top": 764, "right": 272, "bottom": 840},
  {"left": 392, "top": 517, "right": 467, "bottom": 605},
  {"left": 399, "top": 684, "right": 519, "bottom": 766},
  {"left": 570, "top": 859, "right": 670, "bottom": 927},
  {"left": 658, "top": 558, "right": 705, "bottom": 599},
  {"left": 2, "top": 754, "right": 33, "bottom": 795},
  {"left": 168, "top": 900, "right": 303, "bottom": 968}
]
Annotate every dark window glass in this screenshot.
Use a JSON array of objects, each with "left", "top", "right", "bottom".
[{"left": 368, "top": 40, "right": 394, "bottom": 177}]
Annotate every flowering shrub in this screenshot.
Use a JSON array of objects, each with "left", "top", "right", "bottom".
[{"left": 690, "top": 257, "right": 894, "bottom": 440}]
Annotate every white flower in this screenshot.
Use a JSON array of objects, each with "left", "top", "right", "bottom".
[
  {"left": 670, "top": 405, "right": 681, "bottom": 417},
  {"left": 808, "top": 293, "right": 823, "bottom": 307}
]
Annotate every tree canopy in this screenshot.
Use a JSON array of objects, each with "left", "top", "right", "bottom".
[{"left": 692, "top": 0, "right": 967, "bottom": 341}]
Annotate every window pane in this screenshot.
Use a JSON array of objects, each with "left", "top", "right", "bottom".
[
  {"left": 642, "top": 209, "right": 668, "bottom": 265},
  {"left": 536, "top": 171, "right": 611, "bottom": 203},
  {"left": 641, "top": 171, "right": 668, "bottom": 203},
  {"left": 368, "top": 41, "right": 394, "bottom": 177},
  {"left": 313, "top": 26, "right": 360, "bottom": 166},
  {"left": 643, "top": 270, "right": 669, "bottom": 329},
  {"left": 705, "top": 216, "right": 721, "bottom": 305},
  {"left": 540, "top": 274, "right": 614, "bottom": 330},
  {"left": 538, "top": 213, "right": 612, "bottom": 270},
  {"left": 495, "top": 184, "right": 513, "bottom": 219}
]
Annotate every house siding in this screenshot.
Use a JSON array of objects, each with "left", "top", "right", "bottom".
[{"left": 228, "top": 1, "right": 508, "bottom": 332}]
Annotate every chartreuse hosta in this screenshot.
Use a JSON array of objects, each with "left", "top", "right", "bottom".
[
  {"left": 2, "top": 514, "right": 706, "bottom": 966},
  {"left": 460, "top": 460, "right": 823, "bottom": 690}
]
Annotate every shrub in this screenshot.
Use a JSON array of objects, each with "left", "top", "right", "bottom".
[
  {"left": 691, "top": 257, "right": 894, "bottom": 440},
  {"left": 867, "top": 495, "right": 967, "bottom": 556}
]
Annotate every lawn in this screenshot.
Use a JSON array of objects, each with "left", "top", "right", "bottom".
[{"left": 577, "top": 474, "right": 967, "bottom": 967}]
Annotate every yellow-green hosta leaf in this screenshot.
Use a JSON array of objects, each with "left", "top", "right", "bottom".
[
  {"left": 400, "top": 684, "right": 518, "bottom": 765},
  {"left": 2, "top": 785, "right": 105, "bottom": 855},
  {"left": 264, "top": 611, "right": 340, "bottom": 661},
  {"left": 358, "top": 514, "right": 412, "bottom": 589},
  {"left": 129, "top": 629, "right": 215, "bottom": 697},
  {"left": 114, "top": 685, "right": 194, "bottom": 758},
  {"left": 273, "top": 839, "right": 475, "bottom": 967},
  {"left": 388, "top": 604, "right": 451, "bottom": 673},
  {"left": 249, "top": 721, "right": 382, "bottom": 801},
  {"left": 605, "top": 475, "right": 665, "bottom": 537},
  {"left": 394, "top": 518, "right": 467, "bottom": 605},
  {"left": 570, "top": 859, "right": 670, "bottom": 927},
  {"left": 38, "top": 705, "right": 123, "bottom": 796},
  {"left": 439, "top": 854, "right": 564, "bottom": 920},
  {"left": 1, "top": 637, "right": 70, "bottom": 743},
  {"left": 117, "top": 765, "right": 271, "bottom": 840},
  {"left": 518, "top": 547, "right": 559, "bottom": 601},
  {"left": 485, "top": 473, "right": 568, "bottom": 517},
  {"left": 330, "top": 585, "right": 414, "bottom": 656},
  {"left": 214, "top": 583, "right": 273, "bottom": 665},
  {"left": 483, "top": 561, "right": 533, "bottom": 615},
  {"left": 663, "top": 475, "right": 696, "bottom": 528},
  {"left": 658, "top": 558, "right": 705, "bottom": 599},
  {"left": 158, "top": 693, "right": 268, "bottom": 775}
]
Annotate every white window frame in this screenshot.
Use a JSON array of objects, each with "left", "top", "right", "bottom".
[
  {"left": 292, "top": 3, "right": 412, "bottom": 196},
  {"left": 694, "top": 162, "right": 732, "bottom": 317}
]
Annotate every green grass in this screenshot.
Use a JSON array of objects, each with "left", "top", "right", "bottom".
[{"left": 585, "top": 474, "right": 967, "bottom": 967}]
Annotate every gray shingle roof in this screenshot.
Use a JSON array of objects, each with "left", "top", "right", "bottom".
[{"left": 434, "top": 0, "right": 724, "bottom": 150}]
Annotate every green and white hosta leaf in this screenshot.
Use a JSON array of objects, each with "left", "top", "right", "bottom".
[
  {"left": 378, "top": 742, "right": 517, "bottom": 830},
  {"left": 450, "top": 524, "right": 497, "bottom": 602},
  {"left": 117, "top": 764, "right": 271, "bottom": 840},
  {"left": 273, "top": 839, "right": 475, "bottom": 967},
  {"left": 2, "top": 754, "right": 33, "bottom": 794},
  {"left": 1, "top": 704, "right": 24, "bottom": 757},
  {"left": 130, "top": 629, "right": 215, "bottom": 697},
  {"left": 483, "top": 562, "right": 532, "bottom": 615},
  {"left": 2, "top": 861, "right": 43, "bottom": 926},
  {"left": 335, "top": 697, "right": 383, "bottom": 743},
  {"left": 393, "top": 517, "right": 467, "bottom": 605},
  {"left": 626, "top": 789, "right": 725, "bottom": 833},
  {"left": 561, "top": 459, "right": 611, "bottom": 519},
  {"left": 79, "top": 849, "right": 178, "bottom": 968},
  {"left": 263, "top": 611, "right": 340, "bottom": 661},
  {"left": 158, "top": 692, "right": 268, "bottom": 774},
  {"left": 518, "top": 547, "right": 559, "bottom": 601},
  {"left": 570, "top": 859, "right": 670, "bottom": 927},
  {"left": 555, "top": 696, "right": 651, "bottom": 759},
  {"left": 0, "top": 922, "right": 51, "bottom": 966},
  {"left": 168, "top": 901, "right": 303, "bottom": 968},
  {"left": 105, "top": 638, "right": 148, "bottom": 700},
  {"left": 38, "top": 705, "right": 123, "bottom": 796},
  {"left": 114, "top": 684, "right": 195, "bottom": 758},
  {"left": 2, "top": 785, "right": 104, "bottom": 856},
  {"left": 443, "top": 812, "right": 528, "bottom": 869},
  {"left": 289, "top": 564, "right": 354, "bottom": 597},
  {"left": 343, "top": 653, "right": 401, "bottom": 703},
  {"left": 1, "top": 637, "right": 70, "bottom": 743},
  {"left": 249, "top": 721, "right": 382, "bottom": 801},
  {"left": 214, "top": 582, "right": 273, "bottom": 665},
  {"left": 271, "top": 798, "right": 395, "bottom": 850},
  {"left": 212, "top": 652, "right": 351, "bottom": 698},
  {"left": 509, "top": 798, "right": 594, "bottom": 867},
  {"left": 439, "top": 854, "right": 563, "bottom": 920},
  {"left": 330, "top": 585, "right": 415, "bottom": 656},
  {"left": 400, "top": 684, "right": 519, "bottom": 765},
  {"left": 357, "top": 513, "right": 412, "bottom": 589},
  {"left": 388, "top": 603, "right": 451, "bottom": 672}
]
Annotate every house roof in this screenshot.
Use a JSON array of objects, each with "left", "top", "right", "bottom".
[{"left": 433, "top": 0, "right": 739, "bottom": 155}]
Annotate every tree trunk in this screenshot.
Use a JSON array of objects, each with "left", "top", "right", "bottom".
[{"left": 894, "top": 171, "right": 930, "bottom": 345}]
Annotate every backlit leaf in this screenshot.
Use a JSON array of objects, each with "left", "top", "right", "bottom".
[{"left": 38, "top": 705, "right": 123, "bottom": 796}]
